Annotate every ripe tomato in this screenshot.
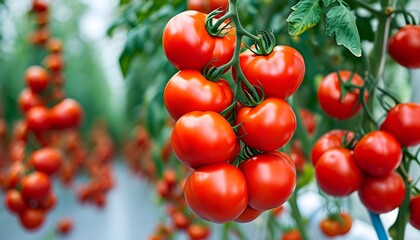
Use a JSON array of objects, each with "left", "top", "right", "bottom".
[
  {"left": 299, "top": 109, "right": 316, "bottom": 135},
  {"left": 311, "top": 129, "right": 354, "bottom": 166},
  {"left": 163, "top": 10, "right": 235, "bottom": 71},
  {"left": 187, "top": 224, "right": 210, "bottom": 240},
  {"left": 18, "top": 88, "right": 43, "bottom": 113},
  {"left": 235, "top": 98, "right": 296, "bottom": 152},
  {"left": 234, "top": 206, "right": 262, "bottom": 223},
  {"left": 318, "top": 71, "right": 367, "bottom": 119},
  {"left": 39, "top": 192, "right": 56, "bottom": 211},
  {"left": 388, "top": 25, "right": 420, "bottom": 68},
  {"left": 21, "top": 171, "right": 51, "bottom": 203},
  {"left": 24, "top": 66, "right": 49, "bottom": 93},
  {"left": 57, "top": 218, "right": 73, "bottom": 235},
  {"left": 410, "top": 195, "right": 420, "bottom": 230},
  {"left": 187, "top": 0, "right": 229, "bottom": 14},
  {"left": 47, "top": 38, "right": 63, "bottom": 53},
  {"left": 19, "top": 208, "right": 45, "bottom": 230},
  {"left": 31, "top": 147, "right": 63, "bottom": 175},
  {"left": 5, "top": 162, "right": 25, "bottom": 189},
  {"left": 29, "top": 27, "right": 49, "bottom": 46},
  {"left": 282, "top": 229, "right": 302, "bottom": 240},
  {"left": 358, "top": 172, "right": 405, "bottom": 214},
  {"left": 171, "top": 111, "right": 236, "bottom": 169},
  {"left": 164, "top": 70, "right": 233, "bottom": 120},
  {"left": 353, "top": 131, "right": 402, "bottom": 176},
  {"left": 44, "top": 53, "right": 64, "bottom": 72},
  {"left": 26, "top": 106, "right": 50, "bottom": 133},
  {"left": 183, "top": 163, "right": 248, "bottom": 223},
  {"left": 315, "top": 148, "right": 364, "bottom": 197},
  {"left": 50, "top": 98, "right": 83, "bottom": 129},
  {"left": 239, "top": 152, "right": 296, "bottom": 211},
  {"left": 320, "top": 212, "right": 352, "bottom": 237},
  {"left": 380, "top": 103, "right": 420, "bottom": 147},
  {"left": 4, "top": 189, "right": 27, "bottom": 214},
  {"left": 171, "top": 211, "right": 189, "bottom": 230},
  {"left": 239, "top": 46, "right": 305, "bottom": 99},
  {"left": 32, "top": 0, "right": 48, "bottom": 12},
  {"left": 290, "top": 140, "right": 306, "bottom": 172}
]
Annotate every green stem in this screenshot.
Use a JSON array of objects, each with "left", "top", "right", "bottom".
[
  {"left": 289, "top": 191, "right": 309, "bottom": 240},
  {"left": 348, "top": 0, "right": 382, "bottom": 16}
]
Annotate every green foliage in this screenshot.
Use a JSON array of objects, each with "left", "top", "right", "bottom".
[{"left": 287, "top": 0, "right": 322, "bottom": 36}]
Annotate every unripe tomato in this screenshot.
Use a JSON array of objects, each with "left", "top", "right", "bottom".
[
  {"left": 50, "top": 98, "right": 83, "bottom": 129},
  {"left": 19, "top": 208, "right": 45, "bottom": 231},
  {"left": 239, "top": 46, "right": 305, "bottom": 99},
  {"left": 235, "top": 98, "right": 296, "bottom": 152},
  {"left": 388, "top": 25, "right": 420, "bottom": 68},
  {"left": 171, "top": 111, "right": 236, "bottom": 169},
  {"left": 31, "top": 147, "right": 63, "bottom": 175},
  {"left": 234, "top": 206, "right": 262, "bottom": 223},
  {"left": 358, "top": 172, "right": 405, "bottom": 214},
  {"left": 164, "top": 70, "right": 233, "bottom": 120},
  {"left": 380, "top": 103, "right": 420, "bottom": 147},
  {"left": 354, "top": 131, "right": 402, "bottom": 176},
  {"left": 318, "top": 71, "right": 367, "bottom": 119},
  {"left": 26, "top": 106, "right": 50, "bottom": 133},
  {"left": 4, "top": 189, "right": 27, "bottom": 214},
  {"left": 410, "top": 195, "right": 420, "bottom": 230},
  {"left": 183, "top": 163, "right": 248, "bottom": 223},
  {"left": 315, "top": 148, "right": 364, "bottom": 197},
  {"left": 18, "top": 88, "right": 43, "bottom": 113},
  {"left": 24, "top": 66, "right": 49, "bottom": 93},
  {"left": 21, "top": 171, "right": 51, "bottom": 203},
  {"left": 239, "top": 152, "right": 296, "bottom": 211}
]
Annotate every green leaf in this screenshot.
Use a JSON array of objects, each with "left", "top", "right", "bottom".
[
  {"left": 326, "top": 5, "right": 362, "bottom": 57},
  {"left": 287, "top": 0, "right": 322, "bottom": 36},
  {"left": 322, "top": 0, "right": 335, "bottom": 7}
]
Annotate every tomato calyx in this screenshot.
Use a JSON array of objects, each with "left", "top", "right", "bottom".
[
  {"left": 205, "top": 9, "right": 233, "bottom": 37},
  {"left": 248, "top": 29, "right": 277, "bottom": 56}
]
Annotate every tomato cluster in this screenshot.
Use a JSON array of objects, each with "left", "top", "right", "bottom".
[{"left": 162, "top": 0, "right": 305, "bottom": 224}]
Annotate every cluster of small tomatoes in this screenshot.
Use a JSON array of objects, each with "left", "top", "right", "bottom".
[
  {"left": 0, "top": 0, "right": 115, "bottom": 233},
  {"left": 161, "top": 0, "right": 306, "bottom": 224}
]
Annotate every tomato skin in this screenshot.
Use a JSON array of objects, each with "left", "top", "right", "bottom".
[
  {"left": 19, "top": 208, "right": 45, "bottom": 231},
  {"left": 32, "top": 0, "right": 48, "bottom": 12},
  {"left": 299, "top": 109, "right": 316, "bottom": 135},
  {"left": 50, "top": 98, "right": 83, "bottom": 129},
  {"left": 320, "top": 212, "right": 352, "bottom": 237},
  {"left": 235, "top": 98, "right": 296, "bottom": 152},
  {"left": 358, "top": 172, "right": 406, "bottom": 214},
  {"left": 26, "top": 106, "right": 51, "bottom": 133},
  {"left": 164, "top": 70, "right": 233, "bottom": 120},
  {"left": 187, "top": 224, "right": 211, "bottom": 240},
  {"left": 410, "top": 195, "right": 420, "bottom": 230},
  {"left": 239, "top": 46, "right": 305, "bottom": 99},
  {"left": 44, "top": 53, "right": 64, "bottom": 72},
  {"left": 388, "top": 25, "right": 420, "bottom": 68},
  {"left": 290, "top": 140, "right": 306, "bottom": 172},
  {"left": 187, "top": 0, "right": 229, "bottom": 14},
  {"left": 57, "top": 218, "right": 73, "bottom": 235},
  {"left": 25, "top": 66, "right": 49, "bottom": 93},
  {"left": 353, "top": 131, "right": 402, "bottom": 176},
  {"left": 239, "top": 152, "right": 296, "bottom": 211},
  {"left": 171, "top": 111, "right": 236, "bottom": 169},
  {"left": 311, "top": 129, "right": 354, "bottom": 166},
  {"left": 31, "top": 147, "right": 63, "bottom": 175},
  {"left": 4, "top": 189, "right": 27, "bottom": 214},
  {"left": 183, "top": 163, "right": 248, "bottom": 223},
  {"left": 18, "top": 89, "right": 43, "bottom": 113},
  {"left": 380, "top": 103, "right": 420, "bottom": 147},
  {"left": 318, "top": 71, "right": 367, "bottom": 119},
  {"left": 315, "top": 148, "right": 364, "bottom": 197},
  {"left": 234, "top": 206, "right": 262, "bottom": 223},
  {"left": 282, "top": 229, "right": 302, "bottom": 240},
  {"left": 21, "top": 171, "right": 51, "bottom": 203}
]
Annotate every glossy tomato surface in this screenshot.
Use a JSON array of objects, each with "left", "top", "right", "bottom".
[
  {"left": 311, "top": 129, "right": 354, "bottom": 166},
  {"left": 388, "top": 25, "right": 420, "bottom": 68}
]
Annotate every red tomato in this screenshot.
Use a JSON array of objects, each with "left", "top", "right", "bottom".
[
  {"left": 50, "top": 98, "right": 83, "bottom": 129},
  {"left": 26, "top": 106, "right": 50, "bottom": 133},
  {"left": 311, "top": 129, "right": 354, "bottom": 166},
  {"left": 299, "top": 109, "right": 316, "bottom": 135},
  {"left": 4, "top": 189, "right": 27, "bottom": 214},
  {"left": 320, "top": 212, "right": 352, "bottom": 237},
  {"left": 187, "top": 0, "right": 229, "bottom": 14},
  {"left": 18, "top": 88, "right": 43, "bottom": 113},
  {"left": 32, "top": 0, "right": 48, "bottom": 12},
  {"left": 57, "top": 218, "right": 73, "bottom": 235},
  {"left": 44, "top": 53, "right": 64, "bottom": 72},
  {"left": 24, "top": 66, "right": 49, "bottom": 93},
  {"left": 239, "top": 152, "right": 296, "bottom": 211},
  {"left": 235, "top": 98, "right": 296, "bottom": 152},
  {"left": 315, "top": 148, "right": 364, "bottom": 197},
  {"left": 234, "top": 206, "right": 262, "bottom": 223},
  {"left": 353, "top": 131, "right": 402, "bottom": 176},
  {"left": 318, "top": 71, "right": 367, "bottom": 119},
  {"left": 171, "top": 111, "right": 236, "bottom": 169},
  {"left": 290, "top": 140, "right": 306, "bottom": 172},
  {"left": 38, "top": 192, "right": 56, "bottom": 211},
  {"left": 183, "top": 163, "right": 248, "bottom": 223},
  {"left": 163, "top": 10, "right": 234, "bottom": 71},
  {"left": 171, "top": 211, "right": 189, "bottom": 230},
  {"left": 187, "top": 224, "right": 210, "bottom": 240},
  {"left": 282, "top": 229, "right": 302, "bottom": 240},
  {"left": 239, "top": 46, "right": 305, "bottom": 99},
  {"left": 380, "top": 103, "right": 420, "bottom": 147},
  {"left": 19, "top": 208, "right": 45, "bottom": 231},
  {"left": 47, "top": 38, "right": 63, "bottom": 53},
  {"left": 164, "top": 70, "right": 233, "bottom": 120},
  {"left": 5, "top": 162, "right": 25, "bottom": 189},
  {"left": 21, "top": 171, "right": 51, "bottom": 203},
  {"left": 410, "top": 195, "right": 420, "bottom": 230},
  {"left": 388, "top": 25, "right": 420, "bottom": 68},
  {"left": 31, "top": 147, "right": 63, "bottom": 175},
  {"left": 358, "top": 172, "right": 405, "bottom": 214}
]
